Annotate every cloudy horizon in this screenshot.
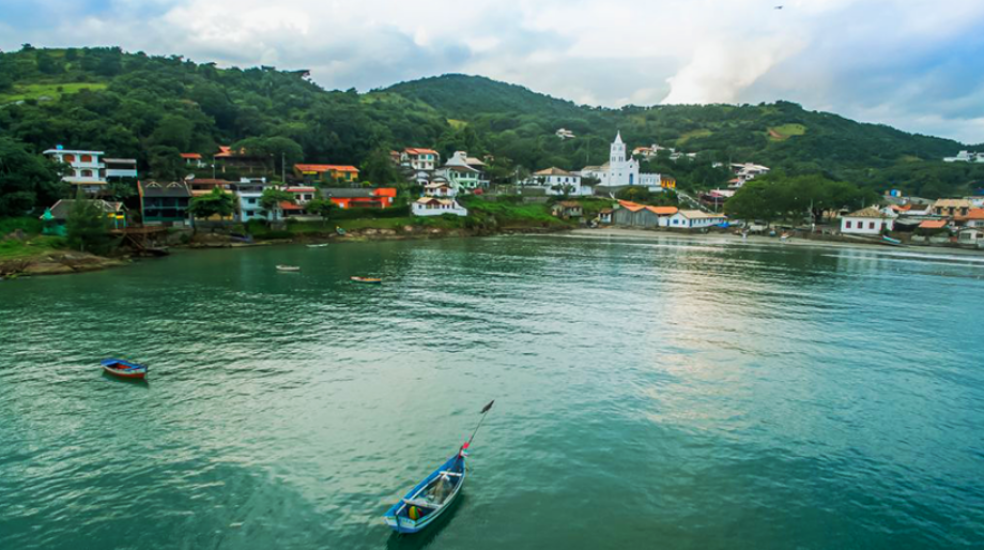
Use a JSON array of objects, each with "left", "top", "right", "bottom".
[{"left": 2, "top": 0, "right": 983, "bottom": 143}]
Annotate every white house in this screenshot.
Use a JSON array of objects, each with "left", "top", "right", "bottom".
[
  {"left": 412, "top": 197, "right": 468, "bottom": 217},
  {"left": 944, "top": 151, "right": 984, "bottom": 163},
  {"left": 400, "top": 148, "right": 439, "bottom": 171},
  {"left": 586, "top": 133, "right": 663, "bottom": 190},
  {"left": 556, "top": 128, "right": 576, "bottom": 140},
  {"left": 104, "top": 158, "right": 138, "bottom": 180},
  {"left": 529, "top": 167, "right": 588, "bottom": 196},
  {"left": 840, "top": 207, "right": 896, "bottom": 235},
  {"left": 43, "top": 146, "right": 107, "bottom": 192},
  {"left": 661, "top": 210, "right": 727, "bottom": 229},
  {"left": 423, "top": 181, "right": 457, "bottom": 198},
  {"left": 730, "top": 163, "right": 771, "bottom": 188}
]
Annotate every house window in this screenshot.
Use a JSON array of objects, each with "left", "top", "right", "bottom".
[
  {"left": 869, "top": 222, "right": 875, "bottom": 229},
  {"left": 81, "top": 169, "right": 93, "bottom": 177},
  {"left": 81, "top": 155, "right": 92, "bottom": 162},
  {"left": 846, "top": 221, "right": 852, "bottom": 229},
  {"left": 248, "top": 198, "right": 257, "bottom": 205},
  {"left": 63, "top": 154, "right": 75, "bottom": 163}
]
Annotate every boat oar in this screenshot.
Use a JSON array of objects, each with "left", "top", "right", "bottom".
[{"left": 460, "top": 400, "right": 495, "bottom": 456}]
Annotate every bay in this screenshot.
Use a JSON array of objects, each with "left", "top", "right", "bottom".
[{"left": 1, "top": 234, "right": 983, "bottom": 549}]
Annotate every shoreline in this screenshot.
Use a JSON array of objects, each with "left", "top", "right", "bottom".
[{"left": 567, "top": 227, "right": 984, "bottom": 257}]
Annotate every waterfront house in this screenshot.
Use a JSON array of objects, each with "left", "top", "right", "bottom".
[
  {"left": 320, "top": 188, "right": 396, "bottom": 209},
  {"left": 956, "top": 208, "right": 984, "bottom": 228},
  {"left": 400, "top": 148, "right": 440, "bottom": 171},
  {"left": 598, "top": 208, "right": 614, "bottom": 225},
  {"left": 444, "top": 152, "right": 490, "bottom": 188},
  {"left": 552, "top": 201, "right": 583, "bottom": 220},
  {"left": 612, "top": 201, "right": 677, "bottom": 228},
  {"left": 437, "top": 165, "right": 483, "bottom": 191},
  {"left": 40, "top": 199, "right": 127, "bottom": 236},
  {"left": 138, "top": 181, "right": 192, "bottom": 226},
  {"left": 294, "top": 164, "right": 361, "bottom": 184},
  {"left": 42, "top": 146, "right": 107, "bottom": 193},
  {"left": 957, "top": 227, "right": 984, "bottom": 247},
  {"left": 932, "top": 198, "right": 972, "bottom": 218},
  {"left": 412, "top": 197, "right": 468, "bottom": 217},
  {"left": 233, "top": 180, "right": 270, "bottom": 222},
  {"left": 104, "top": 158, "right": 138, "bottom": 180},
  {"left": 840, "top": 207, "right": 895, "bottom": 235},
  {"left": 530, "top": 167, "right": 585, "bottom": 196},
  {"left": 662, "top": 210, "right": 727, "bottom": 229},
  {"left": 730, "top": 162, "right": 771, "bottom": 188}
]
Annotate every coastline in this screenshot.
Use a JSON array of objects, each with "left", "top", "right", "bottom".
[{"left": 567, "top": 227, "right": 984, "bottom": 257}]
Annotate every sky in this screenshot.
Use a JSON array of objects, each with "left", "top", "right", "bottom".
[{"left": 2, "top": 0, "right": 983, "bottom": 143}]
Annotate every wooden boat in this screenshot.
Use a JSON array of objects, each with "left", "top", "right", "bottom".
[
  {"left": 306, "top": 244, "right": 329, "bottom": 249},
  {"left": 384, "top": 450, "right": 466, "bottom": 534},
  {"left": 276, "top": 265, "right": 301, "bottom": 272},
  {"left": 101, "top": 358, "right": 148, "bottom": 379},
  {"left": 383, "top": 400, "right": 494, "bottom": 535},
  {"left": 351, "top": 276, "right": 382, "bottom": 284},
  {"left": 882, "top": 235, "right": 906, "bottom": 247}
]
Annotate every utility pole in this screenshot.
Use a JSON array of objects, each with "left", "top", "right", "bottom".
[{"left": 281, "top": 152, "right": 286, "bottom": 184}]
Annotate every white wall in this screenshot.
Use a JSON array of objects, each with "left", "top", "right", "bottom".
[{"left": 841, "top": 217, "right": 893, "bottom": 234}]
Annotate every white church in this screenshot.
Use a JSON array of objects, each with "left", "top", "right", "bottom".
[{"left": 582, "top": 132, "right": 663, "bottom": 190}]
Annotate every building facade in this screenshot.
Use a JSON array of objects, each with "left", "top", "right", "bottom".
[
  {"left": 840, "top": 207, "right": 895, "bottom": 235},
  {"left": 43, "top": 147, "right": 107, "bottom": 193}
]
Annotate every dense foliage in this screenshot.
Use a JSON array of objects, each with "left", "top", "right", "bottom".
[
  {"left": 1, "top": 46, "right": 982, "bottom": 220},
  {"left": 724, "top": 173, "right": 878, "bottom": 225}
]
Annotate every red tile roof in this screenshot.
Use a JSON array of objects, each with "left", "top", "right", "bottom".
[
  {"left": 181, "top": 153, "right": 202, "bottom": 160},
  {"left": 919, "top": 219, "right": 948, "bottom": 229},
  {"left": 405, "top": 148, "right": 438, "bottom": 156},
  {"left": 645, "top": 206, "right": 678, "bottom": 215},
  {"left": 279, "top": 201, "right": 303, "bottom": 211},
  {"left": 957, "top": 208, "right": 984, "bottom": 221}
]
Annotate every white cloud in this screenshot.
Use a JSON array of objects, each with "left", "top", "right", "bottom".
[{"left": 2, "top": 0, "right": 984, "bottom": 141}]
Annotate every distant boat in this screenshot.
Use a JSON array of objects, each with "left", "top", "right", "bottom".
[
  {"left": 351, "top": 276, "right": 382, "bottom": 284},
  {"left": 101, "top": 358, "right": 148, "bottom": 380},
  {"left": 277, "top": 265, "right": 301, "bottom": 272},
  {"left": 307, "top": 244, "right": 329, "bottom": 249},
  {"left": 882, "top": 235, "right": 906, "bottom": 247}
]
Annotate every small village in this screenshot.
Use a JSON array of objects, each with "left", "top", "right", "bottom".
[{"left": 7, "top": 133, "right": 982, "bottom": 277}]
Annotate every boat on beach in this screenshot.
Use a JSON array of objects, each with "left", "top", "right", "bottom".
[
  {"left": 882, "top": 235, "right": 906, "bottom": 247},
  {"left": 276, "top": 265, "right": 301, "bottom": 272},
  {"left": 350, "top": 276, "right": 382, "bottom": 284},
  {"left": 101, "top": 358, "right": 148, "bottom": 379}
]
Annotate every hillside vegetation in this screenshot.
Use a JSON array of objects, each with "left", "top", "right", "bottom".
[{"left": 1, "top": 46, "right": 982, "bottom": 217}]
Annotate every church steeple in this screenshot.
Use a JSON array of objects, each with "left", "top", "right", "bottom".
[
  {"left": 614, "top": 131, "right": 623, "bottom": 145},
  {"left": 610, "top": 131, "right": 626, "bottom": 165}
]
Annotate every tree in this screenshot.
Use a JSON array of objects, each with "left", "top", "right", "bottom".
[
  {"left": 189, "top": 187, "right": 236, "bottom": 232},
  {"left": 147, "top": 146, "right": 183, "bottom": 180},
  {"left": 151, "top": 115, "right": 194, "bottom": 150},
  {"left": 259, "top": 187, "right": 294, "bottom": 223},
  {"left": 66, "top": 192, "right": 112, "bottom": 254},
  {"left": 360, "top": 148, "right": 401, "bottom": 185},
  {"left": 306, "top": 197, "right": 336, "bottom": 226},
  {"left": 232, "top": 137, "right": 304, "bottom": 176},
  {"left": 0, "top": 137, "right": 65, "bottom": 217}
]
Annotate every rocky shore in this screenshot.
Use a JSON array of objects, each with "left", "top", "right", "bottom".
[{"left": 0, "top": 251, "right": 126, "bottom": 278}]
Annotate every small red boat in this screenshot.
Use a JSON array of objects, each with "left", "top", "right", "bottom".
[{"left": 101, "top": 358, "right": 149, "bottom": 379}]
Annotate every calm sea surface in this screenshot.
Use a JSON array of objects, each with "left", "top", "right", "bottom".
[{"left": 1, "top": 234, "right": 983, "bottom": 549}]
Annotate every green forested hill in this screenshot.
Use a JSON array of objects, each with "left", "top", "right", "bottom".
[{"left": 1, "top": 46, "right": 982, "bottom": 217}]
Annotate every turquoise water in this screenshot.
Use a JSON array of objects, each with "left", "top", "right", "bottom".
[{"left": 1, "top": 235, "right": 983, "bottom": 549}]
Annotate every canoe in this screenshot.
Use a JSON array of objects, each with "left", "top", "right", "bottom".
[
  {"left": 882, "top": 235, "right": 906, "bottom": 247},
  {"left": 351, "top": 276, "right": 382, "bottom": 284},
  {"left": 101, "top": 358, "right": 148, "bottom": 379},
  {"left": 276, "top": 265, "right": 301, "bottom": 272},
  {"left": 307, "top": 244, "right": 329, "bottom": 248},
  {"left": 384, "top": 450, "right": 466, "bottom": 534}
]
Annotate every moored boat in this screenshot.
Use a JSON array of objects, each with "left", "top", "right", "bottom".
[
  {"left": 276, "top": 265, "right": 301, "bottom": 272},
  {"left": 307, "top": 244, "right": 329, "bottom": 248},
  {"left": 351, "top": 276, "right": 382, "bottom": 284},
  {"left": 383, "top": 400, "right": 494, "bottom": 535},
  {"left": 383, "top": 451, "right": 466, "bottom": 534},
  {"left": 101, "top": 358, "right": 148, "bottom": 379}
]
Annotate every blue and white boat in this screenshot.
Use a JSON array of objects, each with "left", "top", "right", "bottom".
[
  {"left": 383, "top": 400, "right": 494, "bottom": 534},
  {"left": 383, "top": 449, "right": 467, "bottom": 534}
]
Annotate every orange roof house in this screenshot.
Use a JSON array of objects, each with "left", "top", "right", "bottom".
[
  {"left": 918, "top": 219, "right": 949, "bottom": 230},
  {"left": 294, "top": 163, "right": 360, "bottom": 182},
  {"left": 319, "top": 187, "right": 396, "bottom": 209}
]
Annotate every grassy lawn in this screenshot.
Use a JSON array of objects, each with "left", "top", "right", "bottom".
[
  {"left": 768, "top": 124, "right": 807, "bottom": 141},
  {"left": 0, "top": 236, "right": 67, "bottom": 260},
  {"left": 0, "top": 82, "right": 108, "bottom": 104},
  {"left": 676, "top": 129, "right": 713, "bottom": 145}
]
